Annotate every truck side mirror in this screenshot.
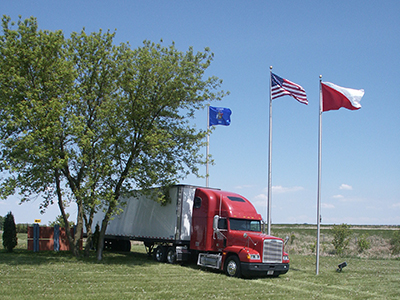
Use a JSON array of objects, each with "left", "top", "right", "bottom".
[
  {"left": 213, "top": 215, "right": 219, "bottom": 231},
  {"left": 284, "top": 235, "right": 290, "bottom": 245}
]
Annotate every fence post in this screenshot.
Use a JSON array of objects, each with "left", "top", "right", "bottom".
[
  {"left": 54, "top": 224, "right": 60, "bottom": 252},
  {"left": 33, "top": 223, "right": 39, "bottom": 252}
]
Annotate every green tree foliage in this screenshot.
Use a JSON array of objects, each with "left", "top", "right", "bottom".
[
  {"left": 390, "top": 230, "right": 400, "bottom": 255},
  {"left": 16, "top": 223, "right": 28, "bottom": 234},
  {"left": 0, "top": 215, "right": 4, "bottom": 230},
  {"left": 331, "top": 223, "right": 352, "bottom": 256},
  {"left": 0, "top": 16, "right": 79, "bottom": 254},
  {"left": 48, "top": 213, "right": 75, "bottom": 228},
  {"left": 357, "top": 234, "right": 371, "bottom": 253},
  {"left": 2, "top": 211, "right": 17, "bottom": 251},
  {"left": 0, "top": 16, "right": 227, "bottom": 259}
]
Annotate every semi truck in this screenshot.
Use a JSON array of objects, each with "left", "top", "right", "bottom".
[{"left": 94, "top": 184, "right": 289, "bottom": 278}]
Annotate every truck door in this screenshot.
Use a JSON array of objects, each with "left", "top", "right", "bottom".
[
  {"left": 213, "top": 217, "right": 227, "bottom": 251},
  {"left": 190, "top": 194, "right": 208, "bottom": 250}
]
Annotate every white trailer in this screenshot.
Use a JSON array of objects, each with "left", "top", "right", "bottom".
[{"left": 92, "top": 185, "right": 198, "bottom": 253}]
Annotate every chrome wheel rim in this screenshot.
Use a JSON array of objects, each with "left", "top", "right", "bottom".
[
  {"left": 227, "top": 260, "right": 237, "bottom": 276},
  {"left": 156, "top": 249, "right": 163, "bottom": 261},
  {"left": 167, "top": 250, "right": 175, "bottom": 263}
]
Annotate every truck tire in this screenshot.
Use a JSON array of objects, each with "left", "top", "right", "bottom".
[
  {"left": 224, "top": 255, "right": 241, "bottom": 278},
  {"left": 153, "top": 245, "right": 167, "bottom": 262},
  {"left": 122, "top": 240, "right": 131, "bottom": 252},
  {"left": 166, "top": 247, "right": 176, "bottom": 264}
]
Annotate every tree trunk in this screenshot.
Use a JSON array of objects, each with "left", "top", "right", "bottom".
[
  {"left": 83, "top": 207, "right": 95, "bottom": 257},
  {"left": 72, "top": 202, "right": 84, "bottom": 257},
  {"left": 96, "top": 197, "right": 118, "bottom": 260},
  {"left": 96, "top": 217, "right": 108, "bottom": 261},
  {"left": 55, "top": 169, "right": 75, "bottom": 253}
]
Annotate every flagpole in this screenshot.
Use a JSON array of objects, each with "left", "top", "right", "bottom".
[
  {"left": 267, "top": 66, "right": 273, "bottom": 236},
  {"left": 206, "top": 104, "right": 210, "bottom": 187},
  {"left": 316, "top": 75, "right": 322, "bottom": 275}
]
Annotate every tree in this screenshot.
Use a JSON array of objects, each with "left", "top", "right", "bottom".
[
  {"left": 0, "top": 16, "right": 79, "bottom": 255},
  {"left": 390, "top": 230, "right": 400, "bottom": 255},
  {"left": 48, "top": 213, "right": 75, "bottom": 228},
  {"left": 357, "top": 233, "right": 370, "bottom": 253},
  {"left": 2, "top": 211, "right": 17, "bottom": 251},
  {"left": 92, "top": 223, "right": 100, "bottom": 251},
  {"left": 331, "top": 223, "right": 352, "bottom": 256},
  {"left": 0, "top": 215, "right": 4, "bottom": 230},
  {"left": 0, "top": 16, "right": 227, "bottom": 259}
]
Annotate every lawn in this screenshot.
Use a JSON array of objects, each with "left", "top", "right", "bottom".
[{"left": 1, "top": 240, "right": 399, "bottom": 299}]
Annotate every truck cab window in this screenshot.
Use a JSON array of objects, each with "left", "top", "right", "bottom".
[
  {"left": 227, "top": 196, "right": 245, "bottom": 202},
  {"left": 218, "top": 218, "right": 227, "bottom": 230},
  {"left": 194, "top": 196, "right": 202, "bottom": 209},
  {"left": 229, "top": 218, "right": 261, "bottom": 232}
]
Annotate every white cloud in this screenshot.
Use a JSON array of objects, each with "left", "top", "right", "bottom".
[
  {"left": 254, "top": 193, "right": 266, "bottom": 201},
  {"left": 251, "top": 185, "right": 304, "bottom": 205},
  {"left": 272, "top": 185, "right": 304, "bottom": 194},
  {"left": 339, "top": 184, "right": 353, "bottom": 190},
  {"left": 332, "top": 194, "right": 344, "bottom": 199},
  {"left": 392, "top": 203, "right": 400, "bottom": 208},
  {"left": 322, "top": 203, "right": 335, "bottom": 209},
  {"left": 252, "top": 193, "right": 267, "bottom": 206}
]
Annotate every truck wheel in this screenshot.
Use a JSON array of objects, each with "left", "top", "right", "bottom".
[
  {"left": 166, "top": 247, "right": 176, "bottom": 264},
  {"left": 153, "top": 245, "right": 167, "bottom": 262},
  {"left": 123, "top": 240, "right": 131, "bottom": 252},
  {"left": 224, "top": 255, "right": 241, "bottom": 278}
]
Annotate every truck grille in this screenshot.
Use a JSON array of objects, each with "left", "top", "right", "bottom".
[{"left": 263, "top": 239, "right": 283, "bottom": 263}]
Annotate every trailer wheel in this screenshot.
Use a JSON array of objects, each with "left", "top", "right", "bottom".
[
  {"left": 224, "top": 255, "right": 241, "bottom": 278},
  {"left": 166, "top": 247, "right": 176, "bottom": 264},
  {"left": 122, "top": 240, "right": 131, "bottom": 252},
  {"left": 153, "top": 245, "right": 167, "bottom": 262}
]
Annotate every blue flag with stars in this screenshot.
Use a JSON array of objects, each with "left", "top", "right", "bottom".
[{"left": 209, "top": 106, "right": 232, "bottom": 126}]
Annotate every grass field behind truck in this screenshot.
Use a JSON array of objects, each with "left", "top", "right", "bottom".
[{"left": 1, "top": 227, "right": 400, "bottom": 299}]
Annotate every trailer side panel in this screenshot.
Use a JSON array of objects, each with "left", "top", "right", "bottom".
[{"left": 93, "top": 185, "right": 196, "bottom": 243}]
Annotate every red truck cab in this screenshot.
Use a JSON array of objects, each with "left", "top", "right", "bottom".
[{"left": 190, "top": 188, "right": 290, "bottom": 278}]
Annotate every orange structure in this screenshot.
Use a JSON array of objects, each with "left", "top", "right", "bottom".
[{"left": 27, "top": 224, "right": 82, "bottom": 251}]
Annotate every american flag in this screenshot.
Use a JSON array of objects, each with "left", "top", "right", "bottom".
[{"left": 271, "top": 72, "right": 308, "bottom": 105}]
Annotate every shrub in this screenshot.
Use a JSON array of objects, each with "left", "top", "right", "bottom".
[
  {"left": 2, "top": 212, "right": 18, "bottom": 252},
  {"left": 390, "top": 230, "right": 400, "bottom": 255},
  {"left": 92, "top": 223, "right": 100, "bottom": 251},
  {"left": 310, "top": 241, "right": 316, "bottom": 253},
  {"left": 290, "top": 233, "right": 296, "bottom": 244},
  {"left": 331, "top": 223, "right": 352, "bottom": 256},
  {"left": 357, "top": 234, "right": 371, "bottom": 253},
  {"left": 16, "top": 223, "right": 28, "bottom": 234}
]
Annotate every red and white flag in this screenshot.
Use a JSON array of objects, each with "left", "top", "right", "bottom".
[{"left": 321, "top": 82, "right": 364, "bottom": 112}]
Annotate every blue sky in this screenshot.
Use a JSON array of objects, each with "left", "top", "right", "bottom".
[{"left": 1, "top": 0, "right": 399, "bottom": 225}]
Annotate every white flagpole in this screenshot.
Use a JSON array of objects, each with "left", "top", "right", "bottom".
[
  {"left": 267, "top": 66, "right": 273, "bottom": 236},
  {"left": 316, "top": 75, "right": 323, "bottom": 275},
  {"left": 206, "top": 104, "right": 210, "bottom": 187}
]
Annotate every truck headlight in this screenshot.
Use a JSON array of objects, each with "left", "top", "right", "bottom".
[
  {"left": 283, "top": 255, "right": 289, "bottom": 261},
  {"left": 247, "top": 253, "right": 260, "bottom": 260}
]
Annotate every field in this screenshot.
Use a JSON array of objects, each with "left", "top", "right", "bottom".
[{"left": 1, "top": 226, "right": 399, "bottom": 299}]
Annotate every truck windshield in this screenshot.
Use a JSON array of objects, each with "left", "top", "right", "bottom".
[{"left": 229, "top": 218, "right": 261, "bottom": 232}]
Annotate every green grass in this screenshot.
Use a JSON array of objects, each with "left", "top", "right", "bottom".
[
  {"left": 1, "top": 243, "right": 400, "bottom": 299},
  {"left": 1, "top": 230, "right": 400, "bottom": 299}
]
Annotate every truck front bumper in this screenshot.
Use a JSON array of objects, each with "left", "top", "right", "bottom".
[{"left": 240, "top": 262, "right": 289, "bottom": 278}]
